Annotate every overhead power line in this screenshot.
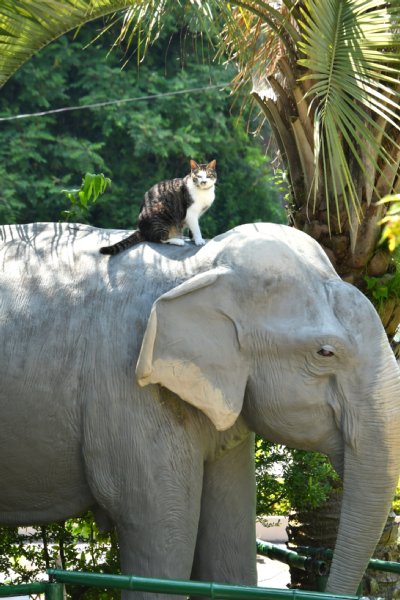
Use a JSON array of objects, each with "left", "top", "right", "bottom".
[{"left": 0, "top": 83, "right": 229, "bottom": 123}]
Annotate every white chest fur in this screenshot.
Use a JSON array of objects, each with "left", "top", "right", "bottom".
[
  {"left": 186, "top": 178, "right": 215, "bottom": 215},
  {"left": 184, "top": 177, "right": 215, "bottom": 245}
]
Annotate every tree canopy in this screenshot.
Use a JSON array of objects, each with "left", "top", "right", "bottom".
[{"left": 0, "top": 17, "right": 284, "bottom": 231}]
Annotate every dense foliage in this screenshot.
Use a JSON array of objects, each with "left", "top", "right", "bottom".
[
  {"left": 0, "top": 518, "right": 119, "bottom": 599},
  {"left": 255, "top": 440, "right": 339, "bottom": 517},
  {"left": 0, "top": 18, "right": 284, "bottom": 232}
]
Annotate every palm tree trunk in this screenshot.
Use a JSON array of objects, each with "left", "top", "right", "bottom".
[{"left": 252, "top": 88, "right": 400, "bottom": 350}]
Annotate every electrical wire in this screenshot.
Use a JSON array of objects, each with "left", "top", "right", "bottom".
[{"left": 0, "top": 83, "right": 229, "bottom": 123}]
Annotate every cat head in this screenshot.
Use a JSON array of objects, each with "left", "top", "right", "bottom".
[{"left": 190, "top": 159, "right": 217, "bottom": 189}]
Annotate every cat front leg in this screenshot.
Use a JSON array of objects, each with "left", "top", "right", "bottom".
[{"left": 185, "top": 207, "right": 205, "bottom": 246}]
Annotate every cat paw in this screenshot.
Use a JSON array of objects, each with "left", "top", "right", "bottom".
[
  {"left": 194, "top": 238, "right": 206, "bottom": 246},
  {"left": 167, "top": 237, "right": 185, "bottom": 246}
]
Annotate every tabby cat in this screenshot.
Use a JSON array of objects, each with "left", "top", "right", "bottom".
[{"left": 99, "top": 159, "right": 217, "bottom": 255}]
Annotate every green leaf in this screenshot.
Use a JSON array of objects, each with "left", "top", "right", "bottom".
[{"left": 61, "top": 172, "right": 111, "bottom": 222}]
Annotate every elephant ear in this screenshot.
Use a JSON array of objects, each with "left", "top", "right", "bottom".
[{"left": 136, "top": 267, "right": 248, "bottom": 431}]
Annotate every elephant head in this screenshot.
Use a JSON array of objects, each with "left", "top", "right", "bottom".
[{"left": 136, "top": 223, "right": 400, "bottom": 594}]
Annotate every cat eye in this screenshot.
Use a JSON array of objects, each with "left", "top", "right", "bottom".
[{"left": 317, "top": 346, "right": 335, "bottom": 357}]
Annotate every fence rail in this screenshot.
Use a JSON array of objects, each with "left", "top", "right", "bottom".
[
  {"left": 296, "top": 546, "right": 400, "bottom": 575},
  {"left": 48, "top": 568, "right": 360, "bottom": 600},
  {"left": 256, "top": 540, "right": 327, "bottom": 576},
  {"left": 0, "top": 580, "right": 63, "bottom": 599},
  {"left": 1, "top": 541, "right": 398, "bottom": 599}
]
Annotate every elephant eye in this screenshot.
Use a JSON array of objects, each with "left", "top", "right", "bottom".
[{"left": 317, "top": 346, "right": 335, "bottom": 357}]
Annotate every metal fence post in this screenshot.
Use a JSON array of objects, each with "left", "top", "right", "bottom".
[{"left": 45, "top": 582, "right": 65, "bottom": 600}]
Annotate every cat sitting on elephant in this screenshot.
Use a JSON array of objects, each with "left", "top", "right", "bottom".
[{"left": 0, "top": 221, "right": 399, "bottom": 599}]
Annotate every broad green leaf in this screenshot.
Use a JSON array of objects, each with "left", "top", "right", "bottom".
[{"left": 62, "top": 172, "right": 111, "bottom": 221}]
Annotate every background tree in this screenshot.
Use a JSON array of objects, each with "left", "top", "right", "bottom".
[
  {"left": 0, "top": 517, "right": 120, "bottom": 599},
  {"left": 0, "top": 16, "right": 283, "bottom": 231}
]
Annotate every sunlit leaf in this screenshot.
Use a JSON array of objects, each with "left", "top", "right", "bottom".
[
  {"left": 0, "top": 1, "right": 136, "bottom": 87},
  {"left": 378, "top": 195, "right": 400, "bottom": 252},
  {"left": 62, "top": 172, "right": 111, "bottom": 221}
]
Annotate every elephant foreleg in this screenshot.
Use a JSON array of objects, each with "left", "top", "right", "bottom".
[
  {"left": 114, "top": 453, "right": 204, "bottom": 600},
  {"left": 191, "top": 433, "right": 257, "bottom": 586}
]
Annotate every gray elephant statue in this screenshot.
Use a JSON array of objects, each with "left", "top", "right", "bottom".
[{"left": 1, "top": 221, "right": 399, "bottom": 597}]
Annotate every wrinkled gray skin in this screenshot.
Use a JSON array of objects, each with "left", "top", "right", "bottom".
[{"left": 1, "top": 222, "right": 400, "bottom": 597}]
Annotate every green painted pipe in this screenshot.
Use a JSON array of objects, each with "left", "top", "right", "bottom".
[
  {"left": 0, "top": 582, "right": 47, "bottom": 597},
  {"left": 48, "top": 568, "right": 360, "bottom": 600},
  {"left": 0, "top": 581, "right": 64, "bottom": 599},
  {"left": 366, "top": 557, "right": 400, "bottom": 574},
  {"left": 297, "top": 547, "right": 400, "bottom": 575},
  {"left": 46, "top": 582, "right": 65, "bottom": 600},
  {"left": 256, "top": 540, "right": 328, "bottom": 576},
  {"left": 297, "top": 548, "right": 334, "bottom": 560}
]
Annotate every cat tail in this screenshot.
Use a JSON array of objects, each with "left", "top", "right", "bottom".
[{"left": 99, "top": 230, "right": 144, "bottom": 255}]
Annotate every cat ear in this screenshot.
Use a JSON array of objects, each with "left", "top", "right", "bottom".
[
  {"left": 207, "top": 159, "right": 217, "bottom": 170},
  {"left": 190, "top": 159, "right": 199, "bottom": 170}
]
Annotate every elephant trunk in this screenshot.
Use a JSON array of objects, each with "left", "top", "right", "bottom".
[{"left": 326, "top": 364, "right": 400, "bottom": 594}]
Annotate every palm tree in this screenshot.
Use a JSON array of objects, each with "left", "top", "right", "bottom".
[
  {"left": 223, "top": 0, "right": 400, "bottom": 342},
  {"left": 1, "top": 0, "right": 399, "bottom": 593}
]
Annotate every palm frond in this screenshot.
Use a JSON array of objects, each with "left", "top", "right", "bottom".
[
  {"left": 222, "top": 0, "right": 400, "bottom": 229},
  {"left": 298, "top": 0, "right": 400, "bottom": 217},
  {"left": 0, "top": 0, "right": 134, "bottom": 88},
  {"left": 222, "top": 1, "right": 300, "bottom": 88}
]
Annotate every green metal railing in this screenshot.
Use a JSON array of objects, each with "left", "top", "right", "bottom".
[
  {"left": 297, "top": 546, "right": 400, "bottom": 575},
  {"left": 48, "top": 568, "right": 360, "bottom": 600},
  {"left": 1, "top": 541, "right": 399, "bottom": 599},
  {"left": 0, "top": 581, "right": 64, "bottom": 599},
  {"left": 256, "top": 540, "right": 328, "bottom": 576}
]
